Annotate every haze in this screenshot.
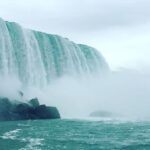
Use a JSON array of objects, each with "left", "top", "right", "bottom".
[{"left": 0, "top": 0, "right": 150, "bottom": 69}]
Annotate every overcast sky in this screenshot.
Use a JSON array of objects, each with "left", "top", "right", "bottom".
[{"left": 0, "top": 0, "right": 150, "bottom": 70}]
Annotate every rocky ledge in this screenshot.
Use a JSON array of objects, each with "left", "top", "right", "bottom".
[{"left": 0, "top": 97, "right": 60, "bottom": 121}]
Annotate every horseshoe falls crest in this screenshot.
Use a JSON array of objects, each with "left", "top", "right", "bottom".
[{"left": 0, "top": 18, "right": 109, "bottom": 88}]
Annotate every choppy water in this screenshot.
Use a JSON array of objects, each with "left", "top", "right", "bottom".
[{"left": 0, "top": 119, "right": 150, "bottom": 150}]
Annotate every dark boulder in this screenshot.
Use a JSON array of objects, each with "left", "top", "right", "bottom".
[
  {"left": 34, "top": 105, "right": 51, "bottom": 119},
  {"left": 0, "top": 97, "right": 12, "bottom": 121},
  {"left": 34, "top": 105, "right": 60, "bottom": 119},
  {"left": 28, "top": 98, "right": 40, "bottom": 107},
  {"left": 46, "top": 106, "right": 61, "bottom": 119},
  {"left": 0, "top": 97, "right": 61, "bottom": 121},
  {"left": 13, "top": 103, "right": 32, "bottom": 120}
]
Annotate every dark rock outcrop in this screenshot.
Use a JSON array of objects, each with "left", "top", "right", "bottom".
[
  {"left": 28, "top": 98, "right": 40, "bottom": 107},
  {"left": 0, "top": 97, "right": 60, "bottom": 121}
]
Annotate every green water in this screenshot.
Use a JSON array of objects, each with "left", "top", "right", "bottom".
[{"left": 0, "top": 119, "right": 150, "bottom": 150}]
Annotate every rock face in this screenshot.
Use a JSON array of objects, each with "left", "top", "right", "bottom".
[
  {"left": 0, "top": 97, "right": 60, "bottom": 121},
  {"left": 29, "top": 98, "right": 40, "bottom": 107}
]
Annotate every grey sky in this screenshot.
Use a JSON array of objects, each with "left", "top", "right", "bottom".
[{"left": 0, "top": 0, "right": 150, "bottom": 70}]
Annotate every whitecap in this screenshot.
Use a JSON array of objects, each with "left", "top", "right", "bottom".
[
  {"left": 1, "top": 129, "right": 21, "bottom": 140},
  {"left": 19, "top": 137, "right": 44, "bottom": 150}
]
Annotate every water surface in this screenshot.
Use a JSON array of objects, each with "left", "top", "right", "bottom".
[{"left": 0, "top": 119, "right": 150, "bottom": 150}]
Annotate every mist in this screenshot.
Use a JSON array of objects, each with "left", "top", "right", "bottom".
[
  {"left": 0, "top": 68, "right": 149, "bottom": 120},
  {"left": 0, "top": 75, "right": 21, "bottom": 100},
  {"left": 16, "top": 69, "right": 150, "bottom": 120}
]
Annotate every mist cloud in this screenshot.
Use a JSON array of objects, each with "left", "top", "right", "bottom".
[{"left": 21, "top": 69, "right": 150, "bottom": 120}]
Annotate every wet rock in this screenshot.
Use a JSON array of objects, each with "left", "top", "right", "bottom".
[
  {"left": 34, "top": 105, "right": 60, "bottom": 119},
  {"left": 28, "top": 98, "right": 40, "bottom": 107},
  {"left": 46, "top": 106, "right": 61, "bottom": 119},
  {"left": 0, "top": 97, "right": 61, "bottom": 121}
]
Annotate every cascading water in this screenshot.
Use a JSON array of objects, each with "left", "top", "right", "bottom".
[
  {"left": 0, "top": 18, "right": 149, "bottom": 119},
  {"left": 0, "top": 18, "right": 109, "bottom": 88}
]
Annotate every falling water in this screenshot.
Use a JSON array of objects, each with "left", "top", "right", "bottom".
[{"left": 0, "top": 18, "right": 109, "bottom": 88}]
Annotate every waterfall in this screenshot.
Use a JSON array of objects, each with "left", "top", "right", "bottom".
[{"left": 0, "top": 18, "right": 109, "bottom": 88}]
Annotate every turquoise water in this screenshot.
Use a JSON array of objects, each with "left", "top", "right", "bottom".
[
  {"left": 0, "top": 119, "right": 150, "bottom": 150},
  {"left": 0, "top": 18, "right": 109, "bottom": 87}
]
